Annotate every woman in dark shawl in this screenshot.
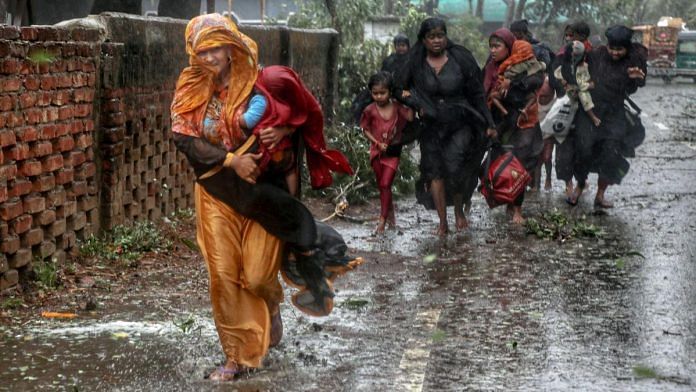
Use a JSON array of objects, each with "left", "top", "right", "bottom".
[
  {"left": 566, "top": 25, "right": 647, "bottom": 208},
  {"left": 399, "top": 17, "right": 495, "bottom": 235},
  {"left": 483, "top": 28, "right": 545, "bottom": 224}
]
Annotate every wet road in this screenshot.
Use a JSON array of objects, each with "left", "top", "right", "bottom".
[{"left": 1, "top": 81, "right": 695, "bottom": 391}]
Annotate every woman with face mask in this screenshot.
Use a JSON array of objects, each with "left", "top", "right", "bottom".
[{"left": 566, "top": 25, "right": 647, "bottom": 208}]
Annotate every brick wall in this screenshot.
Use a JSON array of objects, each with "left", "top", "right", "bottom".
[
  {"left": 0, "top": 25, "right": 101, "bottom": 291},
  {"left": 0, "top": 13, "right": 339, "bottom": 293}
]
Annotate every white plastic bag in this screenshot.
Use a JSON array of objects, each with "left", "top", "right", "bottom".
[{"left": 540, "top": 95, "right": 578, "bottom": 143}]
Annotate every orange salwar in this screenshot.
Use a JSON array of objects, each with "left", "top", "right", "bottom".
[{"left": 195, "top": 184, "right": 283, "bottom": 368}]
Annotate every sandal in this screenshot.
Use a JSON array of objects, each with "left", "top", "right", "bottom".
[{"left": 208, "top": 366, "right": 242, "bottom": 381}]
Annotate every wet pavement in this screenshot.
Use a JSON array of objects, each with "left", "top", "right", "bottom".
[{"left": 1, "top": 81, "right": 695, "bottom": 391}]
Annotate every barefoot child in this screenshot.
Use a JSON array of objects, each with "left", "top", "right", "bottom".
[{"left": 360, "top": 72, "right": 413, "bottom": 233}]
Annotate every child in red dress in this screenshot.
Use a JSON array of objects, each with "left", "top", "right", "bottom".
[{"left": 360, "top": 72, "right": 414, "bottom": 233}]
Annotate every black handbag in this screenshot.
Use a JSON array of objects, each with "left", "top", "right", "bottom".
[{"left": 622, "top": 96, "right": 645, "bottom": 158}]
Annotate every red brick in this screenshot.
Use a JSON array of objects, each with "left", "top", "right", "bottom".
[
  {"left": 55, "top": 75, "right": 72, "bottom": 88},
  {"left": 48, "top": 218, "right": 66, "bottom": 237},
  {"left": 39, "top": 75, "right": 55, "bottom": 90},
  {"left": 21, "top": 227, "right": 43, "bottom": 247},
  {"left": 65, "top": 58, "right": 78, "bottom": 72},
  {"left": 57, "top": 200, "right": 76, "bottom": 217},
  {"left": 38, "top": 62, "right": 50, "bottom": 74},
  {"left": 36, "top": 91, "right": 52, "bottom": 106},
  {"left": 75, "top": 133, "right": 92, "bottom": 149},
  {"left": 70, "top": 120, "right": 84, "bottom": 134},
  {"left": 24, "top": 108, "right": 42, "bottom": 125},
  {"left": 0, "top": 148, "right": 3, "bottom": 164},
  {"left": 16, "top": 126, "right": 38, "bottom": 142},
  {"left": 0, "top": 95, "right": 15, "bottom": 111},
  {"left": 10, "top": 214, "right": 32, "bottom": 234},
  {"left": 0, "top": 235, "right": 20, "bottom": 254},
  {"left": 0, "top": 197, "right": 23, "bottom": 220},
  {"left": 46, "top": 187, "right": 66, "bottom": 208},
  {"left": 0, "top": 58, "right": 21, "bottom": 74},
  {"left": 77, "top": 195, "right": 98, "bottom": 211},
  {"left": 18, "top": 159, "right": 42, "bottom": 177},
  {"left": 38, "top": 125, "right": 56, "bottom": 140},
  {"left": 6, "top": 112, "right": 24, "bottom": 127},
  {"left": 0, "top": 41, "right": 8, "bottom": 57},
  {"left": 0, "top": 164, "right": 17, "bottom": 181},
  {"left": 45, "top": 107, "right": 59, "bottom": 122},
  {"left": 81, "top": 60, "right": 96, "bottom": 73},
  {"left": 18, "top": 92, "right": 36, "bottom": 109},
  {"left": 67, "top": 150, "right": 85, "bottom": 167},
  {"left": 84, "top": 119, "right": 95, "bottom": 132},
  {"left": 20, "top": 27, "right": 38, "bottom": 41},
  {"left": 75, "top": 162, "right": 96, "bottom": 180},
  {"left": 23, "top": 75, "right": 40, "bottom": 91},
  {"left": 56, "top": 230, "right": 76, "bottom": 250},
  {"left": 0, "top": 129, "right": 16, "bottom": 147},
  {"left": 8, "top": 248, "right": 31, "bottom": 268},
  {"left": 58, "top": 106, "right": 74, "bottom": 120},
  {"left": 32, "top": 173, "right": 55, "bottom": 193},
  {"left": 37, "top": 240, "right": 56, "bottom": 258},
  {"left": 71, "top": 28, "right": 101, "bottom": 42},
  {"left": 49, "top": 59, "right": 67, "bottom": 73},
  {"left": 87, "top": 73, "right": 96, "bottom": 87},
  {"left": 0, "top": 184, "right": 6, "bottom": 203},
  {"left": 67, "top": 211, "right": 86, "bottom": 230},
  {"left": 0, "top": 26, "right": 20, "bottom": 40},
  {"left": 52, "top": 135, "right": 74, "bottom": 152},
  {"left": 41, "top": 154, "right": 63, "bottom": 172},
  {"left": 23, "top": 194, "right": 45, "bottom": 214},
  {"left": 1, "top": 78, "right": 22, "bottom": 92},
  {"left": 36, "top": 26, "right": 58, "bottom": 41},
  {"left": 103, "top": 112, "right": 126, "bottom": 126},
  {"left": 8, "top": 178, "right": 32, "bottom": 198},
  {"left": 74, "top": 104, "right": 91, "bottom": 118},
  {"left": 6, "top": 143, "right": 31, "bottom": 161},
  {"left": 19, "top": 59, "right": 37, "bottom": 75},
  {"left": 67, "top": 180, "right": 87, "bottom": 197},
  {"left": 62, "top": 43, "right": 76, "bottom": 56},
  {"left": 54, "top": 168, "right": 73, "bottom": 185},
  {"left": 51, "top": 90, "right": 71, "bottom": 106},
  {"left": 54, "top": 123, "right": 70, "bottom": 137},
  {"left": 36, "top": 209, "right": 56, "bottom": 226},
  {"left": 32, "top": 140, "right": 53, "bottom": 157}
]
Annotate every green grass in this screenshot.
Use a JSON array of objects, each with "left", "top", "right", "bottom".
[{"left": 79, "top": 221, "right": 172, "bottom": 263}]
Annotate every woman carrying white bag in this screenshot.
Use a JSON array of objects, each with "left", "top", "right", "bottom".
[{"left": 543, "top": 40, "right": 598, "bottom": 199}]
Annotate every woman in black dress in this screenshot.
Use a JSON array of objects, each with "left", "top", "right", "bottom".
[
  {"left": 566, "top": 25, "right": 647, "bottom": 208},
  {"left": 400, "top": 17, "right": 495, "bottom": 235},
  {"left": 483, "top": 28, "right": 545, "bottom": 224}
]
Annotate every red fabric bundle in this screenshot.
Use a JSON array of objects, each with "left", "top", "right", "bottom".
[{"left": 480, "top": 151, "right": 531, "bottom": 208}]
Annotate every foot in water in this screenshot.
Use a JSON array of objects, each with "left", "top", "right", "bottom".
[
  {"left": 435, "top": 223, "right": 448, "bottom": 237},
  {"left": 566, "top": 186, "right": 584, "bottom": 206},
  {"left": 375, "top": 218, "right": 386, "bottom": 234},
  {"left": 594, "top": 197, "right": 614, "bottom": 209},
  {"left": 455, "top": 213, "right": 468, "bottom": 231},
  {"left": 208, "top": 362, "right": 242, "bottom": 381}
]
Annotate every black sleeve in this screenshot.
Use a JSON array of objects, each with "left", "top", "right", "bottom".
[
  {"left": 173, "top": 133, "right": 227, "bottom": 175},
  {"left": 459, "top": 53, "right": 495, "bottom": 129},
  {"left": 627, "top": 44, "right": 648, "bottom": 94}
]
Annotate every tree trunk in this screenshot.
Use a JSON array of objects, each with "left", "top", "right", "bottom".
[
  {"left": 503, "top": 0, "right": 516, "bottom": 28},
  {"left": 424, "top": 0, "right": 438, "bottom": 15},
  {"left": 324, "top": 0, "right": 339, "bottom": 41},
  {"left": 157, "top": 0, "right": 201, "bottom": 19},
  {"left": 514, "top": 0, "right": 526, "bottom": 21},
  {"left": 206, "top": 0, "right": 214, "bottom": 13},
  {"left": 475, "top": 0, "right": 484, "bottom": 19},
  {"left": 468, "top": 0, "right": 473, "bottom": 14},
  {"left": 385, "top": 0, "right": 394, "bottom": 15}
]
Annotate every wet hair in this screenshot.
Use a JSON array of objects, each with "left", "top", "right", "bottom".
[
  {"left": 510, "top": 19, "right": 529, "bottom": 34},
  {"left": 417, "top": 17, "right": 447, "bottom": 41},
  {"left": 393, "top": 33, "right": 410, "bottom": 47},
  {"left": 368, "top": 71, "right": 393, "bottom": 91},
  {"left": 570, "top": 21, "right": 591, "bottom": 40}
]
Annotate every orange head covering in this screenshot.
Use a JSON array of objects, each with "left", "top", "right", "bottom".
[
  {"left": 171, "top": 13, "right": 258, "bottom": 140},
  {"left": 497, "top": 40, "right": 535, "bottom": 76}
]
